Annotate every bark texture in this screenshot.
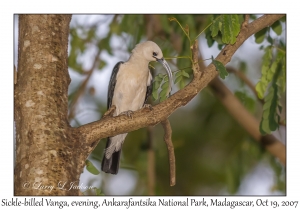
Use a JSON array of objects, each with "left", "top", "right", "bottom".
[{"left": 14, "top": 15, "right": 78, "bottom": 195}]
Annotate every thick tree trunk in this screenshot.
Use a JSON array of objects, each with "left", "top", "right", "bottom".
[{"left": 14, "top": 15, "right": 82, "bottom": 195}]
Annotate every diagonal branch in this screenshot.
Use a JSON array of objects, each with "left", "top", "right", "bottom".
[
  {"left": 76, "top": 14, "right": 285, "bottom": 160},
  {"left": 209, "top": 77, "right": 286, "bottom": 165}
]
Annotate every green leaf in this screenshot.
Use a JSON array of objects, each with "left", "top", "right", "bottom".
[
  {"left": 152, "top": 89, "right": 159, "bottom": 101},
  {"left": 157, "top": 73, "right": 164, "bottom": 79},
  {"left": 95, "top": 188, "right": 105, "bottom": 196},
  {"left": 277, "top": 54, "right": 286, "bottom": 93},
  {"left": 164, "top": 76, "right": 169, "bottom": 82},
  {"left": 179, "top": 78, "right": 185, "bottom": 89},
  {"left": 220, "top": 15, "right": 241, "bottom": 44},
  {"left": 212, "top": 58, "right": 228, "bottom": 79},
  {"left": 210, "top": 16, "right": 222, "bottom": 37},
  {"left": 181, "top": 70, "right": 190, "bottom": 78},
  {"left": 259, "top": 118, "right": 270, "bottom": 135},
  {"left": 153, "top": 81, "right": 161, "bottom": 90},
  {"left": 255, "top": 82, "right": 265, "bottom": 99},
  {"left": 217, "top": 44, "right": 224, "bottom": 50},
  {"left": 174, "top": 75, "right": 182, "bottom": 84},
  {"left": 161, "top": 81, "right": 169, "bottom": 90},
  {"left": 259, "top": 61, "right": 283, "bottom": 135},
  {"left": 255, "top": 46, "right": 273, "bottom": 99},
  {"left": 159, "top": 95, "right": 168, "bottom": 102},
  {"left": 154, "top": 75, "right": 163, "bottom": 83},
  {"left": 254, "top": 28, "right": 267, "bottom": 44},
  {"left": 85, "top": 160, "right": 100, "bottom": 175},
  {"left": 271, "top": 20, "right": 282, "bottom": 36},
  {"left": 175, "top": 71, "right": 182, "bottom": 77},
  {"left": 205, "top": 30, "right": 215, "bottom": 47},
  {"left": 267, "top": 36, "right": 273, "bottom": 45}
]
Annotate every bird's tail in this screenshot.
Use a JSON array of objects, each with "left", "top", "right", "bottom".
[{"left": 101, "top": 138, "right": 122, "bottom": 174}]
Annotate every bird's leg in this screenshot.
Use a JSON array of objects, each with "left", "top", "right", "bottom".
[
  {"left": 143, "top": 104, "right": 153, "bottom": 110},
  {"left": 119, "top": 110, "right": 134, "bottom": 119}
]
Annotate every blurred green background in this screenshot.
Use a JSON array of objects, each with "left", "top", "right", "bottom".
[{"left": 63, "top": 14, "right": 286, "bottom": 195}]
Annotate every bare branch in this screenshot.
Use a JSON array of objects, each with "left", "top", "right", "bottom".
[
  {"left": 242, "top": 14, "right": 250, "bottom": 28},
  {"left": 161, "top": 119, "right": 175, "bottom": 186},
  {"left": 76, "top": 14, "right": 285, "bottom": 160},
  {"left": 191, "top": 39, "right": 202, "bottom": 76}
]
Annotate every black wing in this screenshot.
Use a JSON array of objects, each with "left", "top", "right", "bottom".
[
  {"left": 107, "top": 61, "right": 124, "bottom": 109},
  {"left": 102, "top": 61, "right": 124, "bottom": 175},
  {"left": 144, "top": 70, "right": 153, "bottom": 104}
]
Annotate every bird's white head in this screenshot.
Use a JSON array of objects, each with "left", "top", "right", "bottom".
[
  {"left": 132, "top": 41, "right": 163, "bottom": 62},
  {"left": 131, "top": 41, "right": 173, "bottom": 96}
]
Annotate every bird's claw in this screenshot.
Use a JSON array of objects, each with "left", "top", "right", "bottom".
[
  {"left": 120, "top": 110, "right": 134, "bottom": 119},
  {"left": 103, "top": 105, "right": 116, "bottom": 118},
  {"left": 143, "top": 104, "right": 153, "bottom": 110}
]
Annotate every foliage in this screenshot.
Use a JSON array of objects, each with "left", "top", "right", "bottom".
[
  {"left": 210, "top": 14, "right": 241, "bottom": 44},
  {"left": 212, "top": 56, "right": 229, "bottom": 79},
  {"left": 152, "top": 15, "right": 240, "bottom": 101},
  {"left": 206, "top": 14, "right": 243, "bottom": 50},
  {"left": 253, "top": 18, "right": 286, "bottom": 134},
  {"left": 85, "top": 160, "right": 100, "bottom": 175},
  {"left": 68, "top": 14, "right": 286, "bottom": 195}
]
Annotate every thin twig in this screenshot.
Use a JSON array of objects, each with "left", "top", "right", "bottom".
[
  {"left": 161, "top": 119, "right": 175, "bottom": 186},
  {"left": 191, "top": 40, "right": 202, "bottom": 75},
  {"left": 242, "top": 14, "right": 250, "bottom": 28}
]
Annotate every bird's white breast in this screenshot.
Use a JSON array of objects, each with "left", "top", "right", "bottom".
[{"left": 112, "top": 63, "right": 150, "bottom": 115}]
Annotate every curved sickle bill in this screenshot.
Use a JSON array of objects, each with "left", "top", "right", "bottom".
[{"left": 157, "top": 58, "right": 173, "bottom": 96}]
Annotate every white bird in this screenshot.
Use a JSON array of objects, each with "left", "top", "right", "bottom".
[{"left": 101, "top": 41, "right": 172, "bottom": 174}]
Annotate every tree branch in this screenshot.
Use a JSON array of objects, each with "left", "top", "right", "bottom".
[
  {"left": 76, "top": 14, "right": 285, "bottom": 159},
  {"left": 209, "top": 77, "right": 286, "bottom": 165},
  {"left": 161, "top": 119, "right": 175, "bottom": 186},
  {"left": 242, "top": 14, "right": 250, "bottom": 28}
]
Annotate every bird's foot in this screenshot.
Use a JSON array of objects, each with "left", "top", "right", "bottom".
[
  {"left": 103, "top": 105, "right": 116, "bottom": 118},
  {"left": 119, "top": 110, "right": 134, "bottom": 119},
  {"left": 143, "top": 104, "right": 153, "bottom": 111}
]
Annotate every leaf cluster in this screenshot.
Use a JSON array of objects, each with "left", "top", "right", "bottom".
[{"left": 253, "top": 17, "right": 286, "bottom": 134}]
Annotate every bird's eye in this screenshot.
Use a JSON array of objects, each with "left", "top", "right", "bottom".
[{"left": 153, "top": 52, "right": 158, "bottom": 57}]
